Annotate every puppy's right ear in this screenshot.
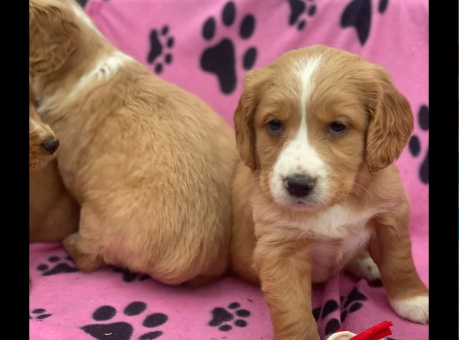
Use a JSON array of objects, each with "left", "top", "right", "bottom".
[
  {"left": 234, "top": 68, "right": 271, "bottom": 171},
  {"left": 29, "top": 0, "right": 80, "bottom": 76}
]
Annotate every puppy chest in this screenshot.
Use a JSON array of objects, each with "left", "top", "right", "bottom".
[
  {"left": 310, "top": 231, "right": 370, "bottom": 283},
  {"left": 297, "top": 206, "right": 375, "bottom": 283}
]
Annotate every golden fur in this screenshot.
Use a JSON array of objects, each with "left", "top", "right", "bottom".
[
  {"left": 29, "top": 77, "right": 58, "bottom": 170},
  {"left": 29, "top": 0, "right": 238, "bottom": 286},
  {"left": 230, "top": 46, "right": 428, "bottom": 339},
  {"left": 29, "top": 75, "right": 80, "bottom": 293}
]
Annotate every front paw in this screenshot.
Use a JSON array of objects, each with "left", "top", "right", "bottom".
[
  {"left": 390, "top": 295, "right": 428, "bottom": 324},
  {"left": 345, "top": 255, "right": 381, "bottom": 281}
]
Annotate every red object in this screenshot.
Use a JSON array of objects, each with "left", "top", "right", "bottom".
[{"left": 334, "top": 321, "right": 393, "bottom": 340}]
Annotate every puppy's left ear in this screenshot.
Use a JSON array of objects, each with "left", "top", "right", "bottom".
[
  {"left": 366, "top": 66, "right": 414, "bottom": 174},
  {"left": 29, "top": 0, "right": 80, "bottom": 76}
]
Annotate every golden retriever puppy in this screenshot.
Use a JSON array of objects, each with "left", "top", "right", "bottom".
[
  {"left": 29, "top": 76, "right": 80, "bottom": 293},
  {"left": 29, "top": 163, "right": 80, "bottom": 243},
  {"left": 29, "top": 77, "right": 59, "bottom": 170},
  {"left": 29, "top": 75, "right": 79, "bottom": 244},
  {"left": 230, "top": 45, "right": 428, "bottom": 340},
  {"left": 29, "top": 0, "right": 238, "bottom": 286}
]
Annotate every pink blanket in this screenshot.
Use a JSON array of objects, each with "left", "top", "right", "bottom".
[{"left": 29, "top": 0, "right": 429, "bottom": 339}]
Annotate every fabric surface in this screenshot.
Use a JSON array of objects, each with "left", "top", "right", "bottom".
[{"left": 29, "top": 0, "right": 429, "bottom": 339}]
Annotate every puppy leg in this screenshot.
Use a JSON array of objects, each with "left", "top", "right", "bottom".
[
  {"left": 64, "top": 232, "right": 104, "bottom": 272},
  {"left": 254, "top": 236, "right": 319, "bottom": 340},
  {"left": 368, "top": 203, "right": 428, "bottom": 324},
  {"left": 63, "top": 206, "right": 104, "bottom": 272},
  {"left": 345, "top": 251, "right": 381, "bottom": 281},
  {"left": 29, "top": 276, "right": 32, "bottom": 293}
]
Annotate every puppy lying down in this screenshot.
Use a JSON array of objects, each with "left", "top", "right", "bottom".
[
  {"left": 230, "top": 45, "right": 428, "bottom": 340},
  {"left": 29, "top": 0, "right": 238, "bottom": 286}
]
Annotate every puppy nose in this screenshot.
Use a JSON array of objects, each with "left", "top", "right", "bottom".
[
  {"left": 42, "top": 139, "right": 60, "bottom": 155},
  {"left": 285, "top": 175, "right": 316, "bottom": 197}
]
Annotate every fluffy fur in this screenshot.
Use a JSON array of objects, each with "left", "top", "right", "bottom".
[
  {"left": 230, "top": 46, "right": 428, "bottom": 340},
  {"left": 30, "top": 75, "right": 80, "bottom": 293},
  {"left": 29, "top": 76, "right": 59, "bottom": 170},
  {"left": 29, "top": 0, "right": 238, "bottom": 286}
]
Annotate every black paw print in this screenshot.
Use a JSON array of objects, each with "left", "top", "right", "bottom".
[
  {"left": 147, "top": 25, "right": 175, "bottom": 75},
  {"left": 341, "top": 0, "right": 389, "bottom": 45},
  {"left": 408, "top": 105, "right": 429, "bottom": 184},
  {"left": 36, "top": 255, "right": 78, "bottom": 276},
  {"left": 340, "top": 287, "right": 368, "bottom": 323},
  {"left": 81, "top": 302, "right": 168, "bottom": 340},
  {"left": 114, "top": 268, "right": 150, "bottom": 283},
  {"left": 316, "top": 288, "right": 368, "bottom": 336},
  {"left": 208, "top": 302, "right": 251, "bottom": 332},
  {"left": 200, "top": 1, "right": 257, "bottom": 95},
  {"left": 286, "top": 0, "right": 317, "bottom": 31},
  {"left": 29, "top": 308, "right": 52, "bottom": 321}
]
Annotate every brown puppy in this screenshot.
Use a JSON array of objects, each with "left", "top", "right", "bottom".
[
  {"left": 29, "top": 77, "right": 59, "bottom": 170},
  {"left": 29, "top": 75, "right": 60, "bottom": 292},
  {"left": 29, "top": 162, "right": 80, "bottom": 243},
  {"left": 230, "top": 46, "right": 428, "bottom": 340},
  {"left": 29, "top": 0, "right": 238, "bottom": 286},
  {"left": 29, "top": 76, "right": 79, "bottom": 245}
]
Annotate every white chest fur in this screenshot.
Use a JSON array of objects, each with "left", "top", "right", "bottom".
[{"left": 292, "top": 205, "right": 377, "bottom": 283}]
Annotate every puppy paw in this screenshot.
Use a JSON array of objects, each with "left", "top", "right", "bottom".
[
  {"left": 345, "top": 255, "right": 381, "bottom": 281},
  {"left": 390, "top": 295, "right": 429, "bottom": 324}
]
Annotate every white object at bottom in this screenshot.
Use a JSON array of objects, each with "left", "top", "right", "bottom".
[{"left": 327, "top": 331, "right": 388, "bottom": 340}]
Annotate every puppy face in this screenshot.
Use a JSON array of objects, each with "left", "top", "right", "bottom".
[
  {"left": 29, "top": 78, "right": 59, "bottom": 170},
  {"left": 234, "top": 46, "right": 413, "bottom": 210},
  {"left": 29, "top": 0, "right": 81, "bottom": 76}
]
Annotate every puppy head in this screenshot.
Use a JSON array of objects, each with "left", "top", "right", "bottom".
[
  {"left": 234, "top": 45, "right": 413, "bottom": 210},
  {"left": 29, "top": 0, "right": 81, "bottom": 76},
  {"left": 29, "top": 79, "right": 59, "bottom": 171}
]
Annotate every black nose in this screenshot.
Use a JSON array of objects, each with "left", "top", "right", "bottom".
[
  {"left": 42, "top": 139, "right": 60, "bottom": 155},
  {"left": 285, "top": 175, "right": 316, "bottom": 197}
]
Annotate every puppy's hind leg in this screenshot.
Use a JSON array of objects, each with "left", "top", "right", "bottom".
[
  {"left": 345, "top": 251, "right": 381, "bottom": 282},
  {"left": 64, "top": 232, "right": 104, "bottom": 272},
  {"left": 63, "top": 206, "right": 104, "bottom": 272}
]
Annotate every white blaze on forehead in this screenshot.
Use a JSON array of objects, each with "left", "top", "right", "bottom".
[{"left": 270, "top": 55, "right": 329, "bottom": 203}]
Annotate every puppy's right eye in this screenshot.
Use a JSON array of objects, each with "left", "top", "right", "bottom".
[{"left": 267, "top": 120, "right": 283, "bottom": 135}]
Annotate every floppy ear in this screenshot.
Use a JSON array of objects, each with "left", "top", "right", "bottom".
[
  {"left": 29, "top": 0, "right": 80, "bottom": 76},
  {"left": 366, "top": 66, "right": 414, "bottom": 174},
  {"left": 234, "top": 68, "right": 271, "bottom": 171}
]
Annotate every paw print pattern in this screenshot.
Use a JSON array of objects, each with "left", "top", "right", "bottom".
[
  {"left": 286, "top": 0, "right": 317, "bottom": 31},
  {"left": 408, "top": 105, "right": 429, "bottom": 184},
  {"left": 114, "top": 268, "right": 150, "bottom": 283},
  {"left": 36, "top": 255, "right": 78, "bottom": 276},
  {"left": 147, "top": 25, "right": 175, "bottom": 75},
  {"left": 81, "top": 302, "right": 168, "bottom": 340},
  {"left": 29, "top": 308, "right": 52, "bottom": 321},
  {"left": 200, "top": 1, "right": 257, "bottom": 94},
  {"left": 340, "top": 287, "right": 367, "bottom": 323},
  {"left": 341, "top": 0, "right": 389, "bottom": 45},
  {"left": 208, "top": 302, "right": 251, "bottom": 332},
  {"left": 318, "top": 288, "right": 368, "bottom": 336}
]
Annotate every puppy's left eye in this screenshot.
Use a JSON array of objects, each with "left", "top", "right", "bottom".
[
  {"left": 267, "top": 120, "right": 284, "bottom": 135},
  {"left": 328, "top": 121, "right": 347, "bottom": 135}
]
